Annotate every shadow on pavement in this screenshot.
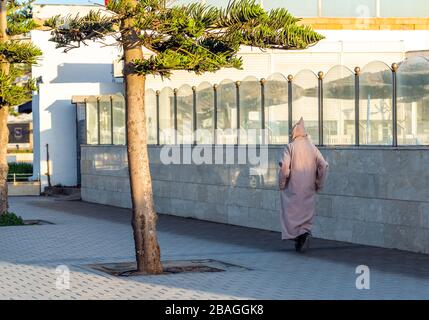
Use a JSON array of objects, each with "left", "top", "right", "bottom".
[{"left": 26, "top": 197, "right": 429, "bottom": 280}]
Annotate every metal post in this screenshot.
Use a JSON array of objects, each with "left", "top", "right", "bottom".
[
  {"left": 156, "top": 90, "right": 160, "bottom": 145},
  {"left": 97, "top": 97, "right": 101, "bottom": 145},
  {"left": 110, "top": 96, "right": 114, "bottom": 145},
  {"left": 75, "top": 101, "right": 80, "bottom": 185},
  {"left": 392, "top": 63, "right": 398, "bottom": 147},
  {"left": 287, "top": 74, "right": 293, "bottom": 141},
  {"left": 84, "top": 98, "right": 88, "bottom": 144},
  {"left": 192, "top": 86, "right": 197, "bottom": 145},
  {"left": 287, "top": 75, "right": 293, "bottom": 138},
  {"left": 236, "top": 81, "right": 241, "bottom": 145},
  {"left": 260, "top": 78, "right": 266, "bottom": 145},
  {"left": 318, "top": 71, "right": 324, "bottom": 146},
  {"left": 354, "top": 67, "right": 360, "bottom": 146},
  {"left": 213, "top": 84, "right": 218, "bottom": 145},
  {"left": 46, "top": 143, "right": 52, "bottom": 188},
  {"left": 173, "top": 88, "right": 178, "bottom": 145}
]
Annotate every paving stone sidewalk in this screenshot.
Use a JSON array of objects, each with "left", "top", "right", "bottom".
[{"left": 1, "top": 196, "right": 429, "bottom": 300}]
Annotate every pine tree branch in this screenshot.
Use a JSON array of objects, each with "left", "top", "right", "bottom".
[
  {"left": 44, "top": 0, "right": 324, "bottom": 77},
  {"left": 0, "top": 40, "right": 41, "bottom": 63},
  {"left": 0, "top": 0, "right": 41, "bottom": 109}
]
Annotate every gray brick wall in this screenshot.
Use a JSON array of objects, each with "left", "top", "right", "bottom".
[{"left": 81, "top": 145, "right": 429, "bottom": 254}]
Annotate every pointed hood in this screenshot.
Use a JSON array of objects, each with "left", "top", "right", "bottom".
[{"left": 291, "top": 117, "right": 307, "bottom": 141}]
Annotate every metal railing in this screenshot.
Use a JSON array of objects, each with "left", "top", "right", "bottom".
[{"left": 82, "top": 57, "right": 429, "bottom": 147}]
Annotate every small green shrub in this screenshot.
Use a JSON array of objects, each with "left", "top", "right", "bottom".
[
  {"left": 0, "top": 212, "right": 24, "bottom": 226},
  {"left": 8, "top": 162, "right": 33, "bottom": 175}
]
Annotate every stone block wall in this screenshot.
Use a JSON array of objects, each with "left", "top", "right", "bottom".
[{"left": 81, "top": 145, "right": 429, "bottom": 254}]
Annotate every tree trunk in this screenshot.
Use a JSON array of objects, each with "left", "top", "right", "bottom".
[
  {"left": 121, "top": 3, "right": 163, "bottom": 274},
  {"left": 0, "top": 0, "right": 9, "bottom": 214},
  {"left": 0, "top": 106, "right": 8, "bottom": 214}
]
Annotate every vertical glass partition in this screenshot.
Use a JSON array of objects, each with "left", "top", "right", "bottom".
[
  {"left": 196, "top": 82, "right": 214, "bottom": 144},
  {"left": 397, "top": 57, "right": 429, "bottom": 145},
  {"left": 217, "top": 79, "right": 237, "bottom": 144},
  {"left": 99, "top": 95, "right": 112, "bottom": 144},
  {"left": 292, "top": 70, "right": 319, "bottom": 144},
  {"left": 86, "top": 96, "right": 99, "bottom": 145},
  {"left": 239, "top": 76, "right": 261, "bottom": 144},
  {"left": 265, "top": 73, "right": 289, "bottom": 144},
  {"left": 145, "top": 89, "right": 157, "bottom": 145},
  {"left": 360, "top": 61, "right": 393, "bottom": 145},
  {"left": 323, "top": 65, "right": 355, "bottom": 145},
  {"left": 176, "top": 85, "right": 194, "bottom": 144},
  {"left": 112, "top": 94, "right": 126, "bottom": 145},
  {"left": 159, "top": 87, "right": 175, "bottom": 145}
]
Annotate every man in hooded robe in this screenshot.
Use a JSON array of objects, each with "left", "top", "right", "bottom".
[{"left": 278, "top": 117, "right": 329, "bottom": 252}]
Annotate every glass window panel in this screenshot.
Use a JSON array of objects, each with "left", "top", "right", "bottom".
[
  {"left": 265, "top": 73, "right": 289, "bottom": 144},
  {"left": 177, "top": 85, "right": 194, "bottom": 144},
  {"left": 99, "top": 96, "right": 112, "bottom": 144},
  {"left": 196, "top": 82, "right": 214, "bottom": 144},
  {"left": 322, "top": 0, "right": 376, "bottom": 17},
  {"left": 380, "top": 0, "right": 429, "bottom": 17},
  {"left": 217, "top": 79, "right": 237, "bottom": 144},
  {"left": 86, "top": 96, "right": 98, "bottom": 145},
  {"left": 145, "top": 90, "right": 157, "bottom": 145},
  {"left": 76, "top": 102, "right": 86, "bottom": 145},
  {"left": 112, "top": 93, "right": 126, "bottom": 145},
  {"left": 239, "top": 76, "right": 261, "bottom": 144},
  {"left": 159, "top": 87, "right": 175, "bottom": 145},
  {"left": 292, "top": 70, "right": 319, "bottom": 144},
  {"left": 323, "top": 65, "right": 355, "bottom": 145},
  {"left": 360, "top": 61, "right": 393, "bottom": 145},
  {"left": 397, "top": 57, "right": 429, "bottom": 145},
  {"left": 264, "top": 0, "right": 318, "bottom": 17}
]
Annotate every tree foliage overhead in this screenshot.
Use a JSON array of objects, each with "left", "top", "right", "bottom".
[
  {"left": 45, "top": 0, "right": 324, "bottom": 78},
  {"left": 7, "top": 0, "right": 38, "bottom": 36},
  {"left": 0, "top": 0, "right": 41, "bottom": 108}
]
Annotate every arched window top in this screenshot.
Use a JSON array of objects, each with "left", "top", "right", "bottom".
[
  {"left": 267, "top": 73, "right": 287, "bottom": 82},
  {"left": 197, "top": 81, "right": 213, "bottom": 91},
  {"left": 241, "top": 75, "right": 259, "bottom": 83},
  {"left": 397, "top": 56, "right": 429, "bottom": 73},
  {"left": 145, "top": 89, "right": 156, "bottom": 97},
  {"left": 218, "top": 78, "right": 235, "bottom": 86},
  {"left": 266, "top": 73, "right": 288, "bottom": 94},
  {"left": 196, "top": 82, "right": 214, "bottom": 103},
  {"left": 324, "top": 65, "right": 354, "bottom": 83},
  {"left": 360, "top": 61, "right": 392, "bottom": 95},
  {"left": 361, "top": 60, "right": 391, "bottom": 73},
  {"left": 323, "top": 65, "right": 354, "bottom": 100},
  {"left": 293, "top": 69, "right": 318, "bottom": 89},
  {"left": 177, "top": 84, "right": 193, "bottom": 96},
  {"left": 217, "top": 79, "right": 236, "bottom": 99},
  {"left": 397, "top": 57, "right": 429, "bottom": 96},
  {"left": 160, "top": 86, "right": 174, "bottom": 96}
]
